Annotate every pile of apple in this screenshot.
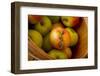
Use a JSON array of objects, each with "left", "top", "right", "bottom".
[{"left": 28, "top": 15, "right": 81, "bottom": 59}]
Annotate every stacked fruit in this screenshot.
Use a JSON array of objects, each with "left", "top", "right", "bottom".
[{"left": 28, "top": 15, "right": 81, "bottom": 59}]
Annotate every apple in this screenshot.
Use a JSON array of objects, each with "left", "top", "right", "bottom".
[
  {"left": 63, "top": 48, "right": 72, "bottom": 59},
  {"left": 48, "top": 49, "right": 68, "bottom": 59},
  {"left": 42, "top": 34, "right": 52, "bottom": 52},
  {"left": 66, "top": 28, "right": 78, "bottom": 46},
  {"left": 52, "top": 23, "right": 64, "bottom": 29},
  {"left": 28, "top": 30, "right": 43, "bottom": 48},
  {"left": 28, "top": 15, "right": 42, "bottom": 24},
  {"left": 61, "top": 16, "right": 80, "bottom": 27},
  {"left": 48, "top": 16, "right": 60, "bottom": 23},
  {"left": 34, "top": 16, "right": 52, "bottom": 36},
  {"left": 50, "top": 27, "right": 71, "bottom": 50}
]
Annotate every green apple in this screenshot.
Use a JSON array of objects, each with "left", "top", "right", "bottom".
[
  {"left": 42, "top": 34, "right": 52, "bottom": 52},
  {"left": 61, "top": 16, "right": 80, "bottom": 27},
  {"left": 48, "top": 16, "right": 60, "bottom": 23},
  {"left": 66, "top": 28, "right": 78, "bottom": 46},
  {"left": 28, "top": 15, "right": 42, "bottom": 24},
  {"left": 48, "top": 49, "right": 68, "bottom": 59},
  {"left": 34, "top": 16, "right": 52, "bottom": 36},
  {"left": 28, "top": 30, "right": 43, "bottom": 48},
  {"left": 50, "top": 27, "right": 71, "bottom": 50}
]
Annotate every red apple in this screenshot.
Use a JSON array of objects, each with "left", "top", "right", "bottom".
[
  {"left": 50, "top": 27, "right": 71, "bottom": 50},
  {"left": 28, "top": 15, "right": 42, "bottom": 24},
  {"left": 61, "top": 16, "right": 80, "bottom": 27}
]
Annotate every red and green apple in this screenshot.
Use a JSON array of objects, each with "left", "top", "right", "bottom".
[
  {"left": 50, "top": 27, "right": 71, "bottom": 50},
  {"left": 52, "top": 23, "right": 64, "bottom": 29},
  {"left": 61, "top": 16, "right": 80, "bottom": 27},
  {"left": 28, "top": 15, "right": 42, "bottom": 24}
]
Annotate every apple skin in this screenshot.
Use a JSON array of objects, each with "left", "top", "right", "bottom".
[
  {"left": 48, "top": 49, "right": 68, "bottom": 59},
  {"left": 61, "top": 16, "right": 80, "bottom": 27},
  {"left": 48, "top": 16, "right": 60, "bottom": 24},
  {"left": 66, "top": 28, "right": 78, "bottom": 46},
  {"left": 28, "top": 15, "right": 42, "bottom": 24},
  {"left": 42, "top": 34, "right": 52, "bottom": 52},
  {"left": 52, "top": 23, "right": 64, "bottom": 29},
  {"left": 28, "top": 30, "right": 43, "bottom": 48},
  {"left": 50, "top": 27, "right": 71, "bottom": 50},
  {"left": 63, "top": 48, "right": 72, "bottom": 59},
  {"left": 34, "top": 16, "right": 52, "bottom": 36}
]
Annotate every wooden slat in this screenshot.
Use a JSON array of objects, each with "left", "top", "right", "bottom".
[
  {"left": 28, "top": 37, "right": 53, "bottom": 60},
  {"left": 28, "top": 51, "right": 40, "bottom": 60}
]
